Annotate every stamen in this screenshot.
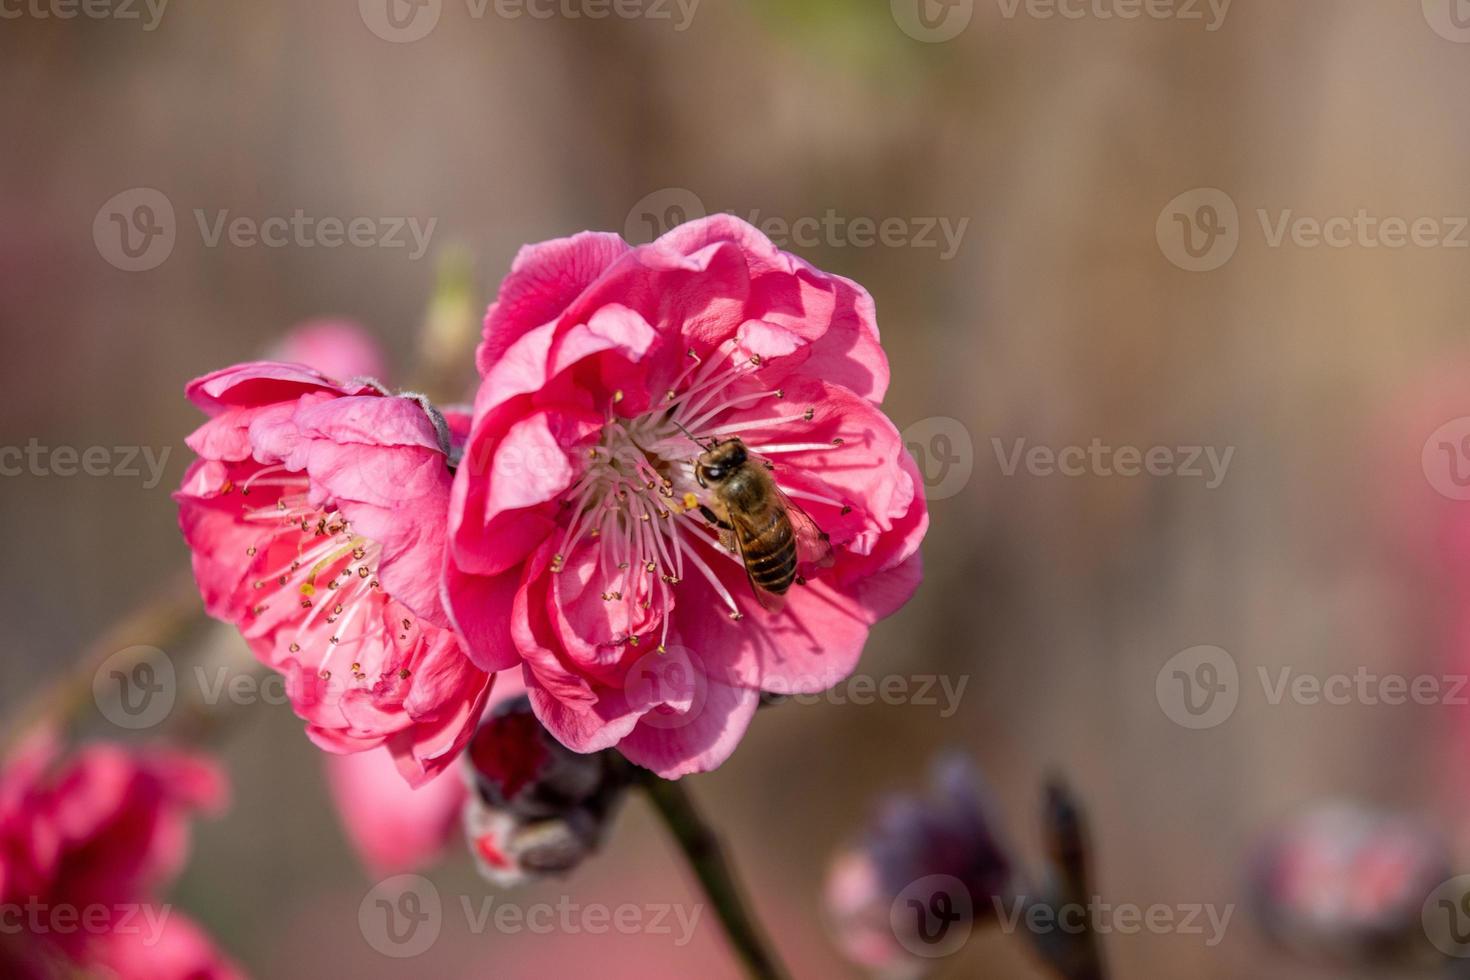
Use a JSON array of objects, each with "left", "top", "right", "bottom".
[{"left": 742, "top": 442, "right": 840, "bottom": 455}]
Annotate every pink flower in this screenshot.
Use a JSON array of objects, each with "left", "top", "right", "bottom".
[
  {"left": 324, "top": 749, "right": 466, "bottom": 877},
  {"left": 1250, "top": 803, "right": 1450, "bottom": 966},
  {"left": 269, "top": 317, "right": 389, "bottom": 386},
  {"left": 176, "top": 361, "right": 492, "bottom": 785},
  {"left": 0, "top": 732, "right": 239, "bottom": 979},
  {"left": 444, "top": 215, "right": 927, "bottom": 778}
]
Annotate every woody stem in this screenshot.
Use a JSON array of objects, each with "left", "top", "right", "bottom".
[{"left": 639, "top": 773, "right": 792, "bottom": 980}]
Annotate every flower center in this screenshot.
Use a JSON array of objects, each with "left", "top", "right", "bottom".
[
  {"left": 549, "top": 343, "right": 844, "bottom": 650},
  {"left": 237, "top": 469, "right": 415, "bottom": 685}
]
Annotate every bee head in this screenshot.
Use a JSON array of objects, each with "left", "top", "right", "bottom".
[{"left": 694, "top": 438, "right": 746, "bottom": 487}]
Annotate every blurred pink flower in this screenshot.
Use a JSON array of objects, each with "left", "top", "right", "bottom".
[
  {"left": 269, "top": 318, "right": 389, "bottom": 385},
  {"left": 444, "top": 215, "right": 927, "bottom": 778},
  {"left": 0, "top": 731, "right": 239, "bottom": 979},
  {"left": 324, "top": 749, "right": 466, "bottom": 878},
  {"left": 1250, "top": 803, "right": 1449, "bottom": 966},
  {"left": 176, "top": 361, "right": 491, "bottom": 785},
  {"left": 323, "top": 671, "right": 548, "bottom": 880}
]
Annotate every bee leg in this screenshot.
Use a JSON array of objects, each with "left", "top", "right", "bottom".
[{"left": 699, "top": 505, "right": 734, "bottom": 531}]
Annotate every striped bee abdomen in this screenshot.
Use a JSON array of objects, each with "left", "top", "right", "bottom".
[{"left": 741, "top": 508, "right": 798, "bottom": 594}]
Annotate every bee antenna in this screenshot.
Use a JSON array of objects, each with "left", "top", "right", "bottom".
[{"left": 669, "top": 416, "right": 715, "bottom": 451}]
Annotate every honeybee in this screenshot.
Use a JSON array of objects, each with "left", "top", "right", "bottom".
[{"left": 692, "top": 437, "right": 832, "bottom": 609}]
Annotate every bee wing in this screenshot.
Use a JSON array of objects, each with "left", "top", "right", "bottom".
[{"left": 772, "top": 485, "right": 834, "bottom": 570}]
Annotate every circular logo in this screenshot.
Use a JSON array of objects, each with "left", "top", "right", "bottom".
[
  {"left": 624, "top": 188, "right": 706, "bottom": 244},
  {"left": 1156, "top": 645, "right": 1238, "bottom": 729},
  {"left": 624, "top": 644, "right": 709, "bottom": 730},
  {"left": 359, "top": 874, "right": 442, "bottom": 958},
  {"left": 92, "top": 645, "right": 176, "bottom": 730},
  {"left": 1156, "top": 188, "right": 1240, "bottom": 272},
  {"left": 359, "top": 0, "right": 442, "bottom": 43},
  {"left": 890, "top": 874, "right": 974, "bottom": 959},
  {"left": 93, "top": 188, "right": 175, "bottom": 272},
  {"left": 1423, "top": 874, "right": 1470, "bottom": 957},
  {"left": 890, "top": 0, "right": 974, "bottom": 42},
  {"left": 902, "top": 416, "right": 974, "bottom": 502},
  {"left": 1423, "top": 0, "right": 1470, "bottom": 43},
  {"left": 1422, "top": 417, "right": 1470, "bottom": 500}
]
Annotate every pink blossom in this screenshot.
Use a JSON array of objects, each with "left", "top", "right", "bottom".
[
  {"left": 324, "top": 749, "right": 466, "bottom": 877},
  {"left": 0, "top": 732, "right": 239, "bottom": 979},
  {"left": 323, "top": 673, "right": 541, "bottom": 877},
  {"left": 444, "top": 215, "right": 927, "bottom": 778},
  {"left": 268, "top": 317, "right": 389, "bottom": 386},
  {"left": 1250, "top": 803, "right": 1450, "bottom": 966},
  {"left": 176, "top": 361, "right": 492, "bottom": 785}
]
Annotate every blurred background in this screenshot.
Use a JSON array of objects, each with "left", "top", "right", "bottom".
[{"left": 6, "top": 0, "right": 1470, "bottom": 976}]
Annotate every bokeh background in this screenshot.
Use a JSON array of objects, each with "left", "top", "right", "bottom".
[{"left": 6, "top": 0, "right": 1470, "bottom": 975}]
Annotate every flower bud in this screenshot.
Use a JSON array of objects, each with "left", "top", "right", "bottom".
[
  {"left": 825, "top": 754, "right": 1013, "bottom": 978},
  {"left": 462, "top": 694, "right": 630, "bottom": 887},
  {"left": 1250, "top": 802, "right": 1450, "bottom": 967}
]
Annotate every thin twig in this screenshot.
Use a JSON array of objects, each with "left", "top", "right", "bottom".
[
  {"left": 639, "top": 773, "right": 791, "bottom": 980},
  {"left": 1, "top": 572, "right": 205, "bottom": 755}
]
